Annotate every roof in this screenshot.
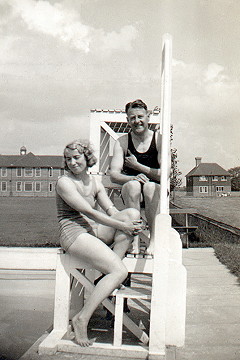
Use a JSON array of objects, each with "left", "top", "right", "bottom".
[
  {"left": 0, "top": 153, "right": 63, "bottom": 168},
  {"left": 186, "top": 163, "right": 230, "bottom": 177}
]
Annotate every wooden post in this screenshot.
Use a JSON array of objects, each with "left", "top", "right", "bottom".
[
  {"left": 160, "top": 34, "right": 172, "bottom": 215},
  {"left": 149, "top": 34, "right": 173, "bottom": 359}
]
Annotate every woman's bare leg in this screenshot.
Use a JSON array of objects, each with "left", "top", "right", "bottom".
[
  {"left": 68, "top": 233, "right": 128, "bottom": 346},
  {"left": 97, "top": 207, "right": 141, "bottom": 258}
]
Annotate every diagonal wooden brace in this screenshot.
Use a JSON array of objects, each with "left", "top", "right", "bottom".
[{"left": 70, "top": 268, "right": 149, "bottom": 345}]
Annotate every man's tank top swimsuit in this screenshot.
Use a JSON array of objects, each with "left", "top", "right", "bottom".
[
  {"left": 56, "top": 175, "right": 98, "bottom": 250},
  {"left": 122, "top": 130, "right": 160, "bottom": 183}
]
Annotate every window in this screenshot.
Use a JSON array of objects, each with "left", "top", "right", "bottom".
[
  {"left": 24, "top": 182, "right": 33, "bottom": 191},
  {"left": 216, "top": 186, "right": 224, "bottom": 192},
  {"left": 1, "top": 168, "right": 7, "bottom": 177},
  {"left": 35, "top": 168, "right": 41, "bottom": 177},
  {"left": 49, "top": 183, "right": 53, "bottom": 192},
  {"left": 16, "top": 182, "right": 22, "bottom": 192},
  {"left": 35, "top": 182, "right": 41, "bottom": 192},
  {"left": 199, "top": 176, "right": 207, "bottom": 181},
  {"left": 199, "top": 186, "right": 208, "bottom": 193},
  {"left": 60, "top": 168, "right": 64, "bottom": 176},
  {"left": 48, "top": 167, "right": 53, "bottom": 177},
  {"left": 24, "top": 168, "right": 33, "bottom": 177},
  {"left": 1, "top": 182, "right": 7, "bottom": 191},
  {"left": 212, "top": 176, "right": 218, "bottom": 181},
  {"left": 221, "top": 176, "right": 227, "bottom": 181},
  {"left": 16, "top": 168, "right": 22, "bottom": 177}
]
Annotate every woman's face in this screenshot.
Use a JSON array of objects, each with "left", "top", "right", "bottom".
[{"left": 64, "top": 148, "right": 87, "bottom": 175}]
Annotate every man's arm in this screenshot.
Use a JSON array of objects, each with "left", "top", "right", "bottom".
[{"left": 110, "top": 137, "right": 137, "bottom": 185}]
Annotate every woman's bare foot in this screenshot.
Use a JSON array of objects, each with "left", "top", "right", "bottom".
[{"left": 72, "top": 314, "right": 92, "bottom": 347}]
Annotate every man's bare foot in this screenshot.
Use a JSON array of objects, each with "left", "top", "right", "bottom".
[
  {"left": 72, "top": 314, "right": 92, "bottom": 347},
  {"left": 145, "top": 242, "right": 154, "bottom": 256},
  {"left": 129, "top": 236, "right": 140, "bottom": 254}
]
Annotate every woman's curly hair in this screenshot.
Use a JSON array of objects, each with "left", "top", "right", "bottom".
[{"left": 63, "top": 139, "right": 97, "bottom": 171}]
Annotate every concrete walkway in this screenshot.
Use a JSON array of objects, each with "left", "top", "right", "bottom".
[
  {"left": 1, "top": 248, "right": 240, "bottom": 360},
  {"left": 178, "top": 248, "right": 240, "bottom": 360}
]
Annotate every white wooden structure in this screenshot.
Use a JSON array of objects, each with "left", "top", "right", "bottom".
[
  {"left": 0, "top": 34, "right": 187, "bottom": 359},
  {"left": 89, "top": 108, "right": 161, "bottom": 175}
]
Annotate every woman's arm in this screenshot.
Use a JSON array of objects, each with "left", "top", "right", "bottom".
[
  {"left": 56, "top": 177, "right": 141, "bottom": 235},
  {"left": 94, "top": 179, "right": 119, "bottom": 216}
]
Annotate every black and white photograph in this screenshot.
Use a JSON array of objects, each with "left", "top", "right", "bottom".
[{"left": 0, "top": 1, "right": 240, "bottom": 359}]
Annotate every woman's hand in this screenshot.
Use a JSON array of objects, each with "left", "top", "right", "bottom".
[{"left": 122, "top": 219, "right": 143, "bottom": 236}]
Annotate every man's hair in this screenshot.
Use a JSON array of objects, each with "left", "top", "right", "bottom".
[
  {"left": 125, "top": 99, "right": 148, "bottom": 114},
  {"left": 63, "top": 139, "right": 97, "bottom": 170}
]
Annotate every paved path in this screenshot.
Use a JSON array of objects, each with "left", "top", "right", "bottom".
[
  {"left": 1, "top": 248, "right": 240, "bottom": 360},
  {"left": 177, "top": 248, "right": 240, "bottom": 360}
]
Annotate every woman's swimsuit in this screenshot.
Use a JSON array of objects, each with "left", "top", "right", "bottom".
[{"left": 56, "top": 175, "right": 98, "bottom": 251}]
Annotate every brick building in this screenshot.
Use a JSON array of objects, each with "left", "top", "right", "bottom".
[
  {"left": 186, "top": 157, "right": 231, "bottom": 196},
  {"left": 0, "top": 147, "right": 64, "bottom": 197}
]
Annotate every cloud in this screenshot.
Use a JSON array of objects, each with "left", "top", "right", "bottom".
[
  {"left": 204, "top": 63, "right": 227, "bottom": 82},
  {"left": 7, "top": 0, "right": 138, "bottom": 55},
  {"left": 171, "top": 59, "right": 240, "bottom": 177}
]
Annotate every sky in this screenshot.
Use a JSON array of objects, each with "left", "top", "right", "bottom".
[{"left": 0, "top": 0, "right": 240, "bottom": 182}]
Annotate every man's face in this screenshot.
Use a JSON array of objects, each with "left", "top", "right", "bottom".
[{"left": 127, "top": 107, "right": 149, "bottom": 135}]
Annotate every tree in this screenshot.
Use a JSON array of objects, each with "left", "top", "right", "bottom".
[
  {"left": 170, "top": 147, "right": 182, "bottom": 191},
  {"left": 228, "top": 166, "right": 240, "bottom": 191},
  {"left": 170, "top": 125, "right": 182, "bottom": 191}
]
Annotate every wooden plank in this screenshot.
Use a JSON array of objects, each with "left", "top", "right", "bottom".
[
  {"left": 38, "top": 330, "right": 66, "bottom": 355},
  {"left": 70, "top": 268, "right": 149, "bottom": 345},
  {"left": 53, "top": 253, "right": 71, "bottom": 332},
  {"left": 57, "top": 339, "right": 150, "bottom": 358},
  {"left": 123, "top": 257, "right": 153, "bottom": 273},
  {"left": 160, "top": 34, "right": 172, "bottom": 215},
  {"left": 113, "top": 295, "right": 124, "bottom": 347},
  {"left": 174, "top": 226, "right": 198, "bottom": 230},
  {"left": 116, "top": 287, "right": 151, "bottom": 300},
  {"left": 0, "top": 247, "right": 58, "bottom": 270},
  {"left": 149, "top": 214, "right": 171, "bottom": 356},
  {"left": 170, "top": 208, "right": 197, "bottom": 214}
]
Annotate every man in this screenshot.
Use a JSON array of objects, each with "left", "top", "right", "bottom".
[{"left": 110, "top": 99, "right": 162, "bottom": 255}]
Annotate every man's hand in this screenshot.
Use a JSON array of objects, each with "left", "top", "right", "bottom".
[
  {"left": 133, "top": 173, "right": 149, "bottom": 184},
  {"left": 124, "top": 150, "right": 139, "bottom": 170}
]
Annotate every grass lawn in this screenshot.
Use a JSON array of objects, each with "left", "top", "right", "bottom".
[
  {"left": 173, "top": 191, "right": 240, "bottom": 282},
  {"left": 0, "top": 197, "right": 59, "bottom": 247},
  {"left": 1, "top": 195, "right": 240, "bottom": 283},
  {"left": 172, "top": 192, "right": 240, "bottom": 229}
]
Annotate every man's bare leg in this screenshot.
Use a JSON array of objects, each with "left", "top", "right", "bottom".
[
  {"left": 121, "top": 181, "right": 142, "bottom": 254},
  {"left": 143, "top": 182, "right": 160, "bottom": 255}
]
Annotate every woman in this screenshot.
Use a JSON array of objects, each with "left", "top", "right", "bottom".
[{"left": 56, "top": 139, "right": 143, "bottom": 347}]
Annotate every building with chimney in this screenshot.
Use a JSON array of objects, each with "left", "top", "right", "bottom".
[
  {"left": 186, "top": 157, "right": 231, "bottom": 196},
  {"left": 0, "top": 147, "right": 64, "bottom": 197}
]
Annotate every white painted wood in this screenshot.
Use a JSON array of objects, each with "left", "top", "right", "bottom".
[
  {"left": 100, "top": 121, "right": 120, "bottom": 141},
  {"left": 57, "top": 339, "right": 150, "bottom": 358},
  {"left": 0, "top": 247, "right": 58, "bottom": 270},
  {"left": 70, "top": 267, "right": 149, "bottom": 344},
  {"left": 123, "top": 257, "right": 153, "bottom": 273},
  {"left": 169, "top": 228, "right": 183, "bottom": 264},
  {"left": 38, "top": 329, "right": 65, "bottom": 355},
  {"left": 89, "top": 111, "right": 101, "bottom": 172},
  {"left": 53, "top": 252, "right": 71, "bottom": 332},
  {"left": 113, "top": 295, "right": 124, "bottom": 347},
  {"left": 149, "top": 213, "right": 171, "bottom": 357},
  {"left": 160, "top": 34, "right": 172, "bottom": 215}
]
